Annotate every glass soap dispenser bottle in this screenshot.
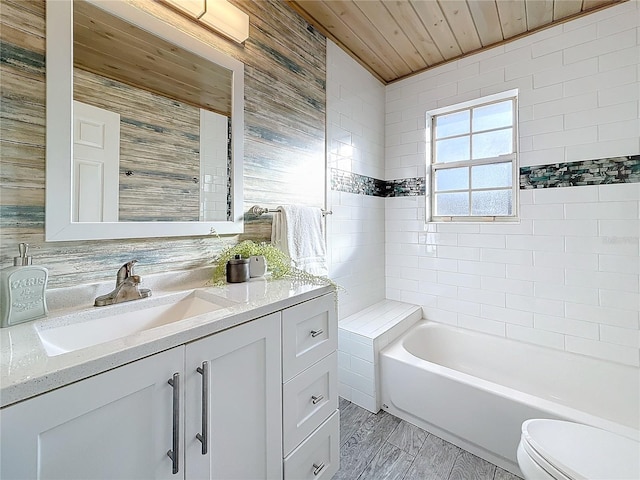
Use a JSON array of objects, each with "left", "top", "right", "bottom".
[{"left": 1, "top": 243, "right": 48, "bottom": 328}]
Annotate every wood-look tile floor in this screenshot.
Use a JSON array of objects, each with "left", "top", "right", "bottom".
[{"left": 336, "top": 398, "right": 523, "bottom": 480}]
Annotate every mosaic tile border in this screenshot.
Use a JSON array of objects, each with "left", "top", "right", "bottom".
[
  {"left": 332, "top": 155, "right": 640, "bottom": 198},
  {"left": 331, "top": 169, "right": 426, "bottom": 197},
  {"left": 331, "top": 169, "right": 386, "bottom": 196},
  {"left": 384, "top": 177, "right": 426, "bottom": 197},
  {"left": 519, "top": 155, "right": 640, "bottom": 189}
]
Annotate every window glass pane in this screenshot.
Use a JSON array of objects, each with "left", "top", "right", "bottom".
[
  {"left": 472, "top": 128, "right": 512, "bottom": 159},
  {"left": 471, "top": 190, "right": 512, "bottom": 216},
  {"left": 435, "top": 136, "right": 470, "bottom": 163},
  {"left": 435, "top": 167, "right": 468, "bottom": 191},
  {"left": 473, "top": 100, "right": 512, "bottom": 132},
  {"left": 472, "top": 162, "right": 512, "bottom": 189},
  {"left": 435, "top": 110, "right": 469, "bottom": 139},
  {"left": 435, "top": 192, "right": 469, "bottom": 216}
]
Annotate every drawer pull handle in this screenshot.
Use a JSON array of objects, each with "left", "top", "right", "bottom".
[
  {"left": 311, "top": 394, "right": 324, "bottom": 405},
  {"left": 313, "top": 462, "right": 325, "bottom": 475},
  {"left": 310, "top": 329, "right": 324, "bottom": 338}
]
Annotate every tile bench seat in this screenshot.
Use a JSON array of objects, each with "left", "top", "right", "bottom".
[{"left": 338, "top": 299, "right": 421, "bottom": 412}]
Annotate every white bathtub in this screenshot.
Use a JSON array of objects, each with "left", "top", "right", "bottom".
[{"left": 380, "top": 321, "right": 640, "bottom": 476}]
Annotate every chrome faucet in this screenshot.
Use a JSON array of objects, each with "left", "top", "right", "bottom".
[{"left": 94, "top": 260, "right": 152, "bottom": 307}]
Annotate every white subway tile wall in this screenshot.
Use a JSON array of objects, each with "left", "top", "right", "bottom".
[
  {"left": 384, "top": 1, "right": 640, "bottom": 366},
  {"left": 326, "top": 41, "right": 386, "bottom": 319}
]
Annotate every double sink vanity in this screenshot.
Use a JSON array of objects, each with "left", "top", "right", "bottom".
[{"left": 0, "top": 269, "right": 339, "bottom": 479}]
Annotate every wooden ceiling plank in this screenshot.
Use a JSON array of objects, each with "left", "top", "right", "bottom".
[
  {"left": 77, "top": 52, "right": 224, "bottom": 114},
  {"left": 286, "top": 0, "right": 623, "bottom": 84},
  {"left": 74, "top": 45, "right": 229, "bottom": 115},
  {"left": 74, "top": 1, "right": 232, "bottom": 115},
  {"left": 73, "top": 33, "right": 231, "bottom": 116},
  {"left": 287, "top": 1, "right": 398, "bottom": 82},
  {"left": 466, "top": 0, "right": 504, "bottom": 46},
  {"left": 552, "top": 0, "right": 583, "bottom": 21},
  {"left": 354, "top": 0, "right": 425, "bottom": 73},
  {"left": 383, "top": 1, "right": 444, "bottom": 67},
  {"left": 323, "top": 0, "right": 411, "bottom": 76},
  {"left": 410, "top": 0, "right": 463, "bottom": 60},
  {"left": 73, "top": 19, "right": 230, "bottom": 95},
  {"left": 437, "top": 0, "right": 483, "bottom": 54},
  {"left": 496, "top": 0, "right": 528, "bottom": 38},
  {"left": 525, "top": 0, "right": 554, "bottom": 29}
]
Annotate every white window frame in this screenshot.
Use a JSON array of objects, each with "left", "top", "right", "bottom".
[{"left": 426, "top": 89, "right": 519, "bottom": 223}]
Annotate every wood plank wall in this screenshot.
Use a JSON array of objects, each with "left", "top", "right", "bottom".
[{"left": 0, "top": 0, "right": 326, "bottom": 288}]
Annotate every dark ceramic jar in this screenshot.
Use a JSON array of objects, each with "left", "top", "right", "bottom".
[{"left": 226, "top": 255, "right": 250, "bottom": 283}]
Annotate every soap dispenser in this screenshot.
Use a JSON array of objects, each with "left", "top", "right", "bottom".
[{"left": 1, "top": 243, "right": 49, "bottom": 328}]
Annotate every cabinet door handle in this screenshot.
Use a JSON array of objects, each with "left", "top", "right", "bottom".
[
  {"left": 311, "top": 394, "right": 324, "bottom": 405},
  {"left": 313, "top": 462, "right": 325, "bottom": 476},
  {"left": 167, "top": 373, "right": 180, "bottom": 474},
  {"left": 310, "top": 329, "right": 324, "bottom": 338},
  {"left": 196, "top": 361, "right": 209, "bottom": 455}
]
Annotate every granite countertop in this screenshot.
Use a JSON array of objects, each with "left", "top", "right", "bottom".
[{"left": 0, "top": 268, "right": 333, "bottom": 408}]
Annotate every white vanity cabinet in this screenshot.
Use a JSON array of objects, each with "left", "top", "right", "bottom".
[
  {"left": 281, "top": 293, "right": 340, "bottom": 480},
  {"left": 0, "top": 288, "right": 338, "bottom": 480},
  {"left": 0, "top": 346, "right": 184, "bottom": 480},
  {"left": 0, "top": 313, "right": 282, "bottom": 480}
]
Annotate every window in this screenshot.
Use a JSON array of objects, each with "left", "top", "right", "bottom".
[{"left": 426, "top": 90, "right": 518, "bottom": 222}]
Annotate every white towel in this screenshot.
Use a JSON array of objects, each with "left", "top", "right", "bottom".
[{"left": 272, "top": 205, "right": 328, "bottom": 276}]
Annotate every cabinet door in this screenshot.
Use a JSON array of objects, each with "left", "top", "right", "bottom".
[
  {"left": 0, "top": 346, "right": 185, "bottom": 480},
  {"left": 185, "top": 313, "right": 282, "bottom": 480}
]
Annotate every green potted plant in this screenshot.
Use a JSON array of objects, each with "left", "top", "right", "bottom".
[{"left": 212, "top": 240, "right": 336, "bottom": 288}]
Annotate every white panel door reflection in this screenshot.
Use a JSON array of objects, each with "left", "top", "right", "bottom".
[{"left": 73, "top": 100, "right": 120, "bottom": 222}]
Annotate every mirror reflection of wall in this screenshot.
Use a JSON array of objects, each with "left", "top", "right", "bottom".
[
  {"left": 72, "top": 0, "right": 233, "bottom": 223},
  {"left": 74, "top": 71, "right": 201, "bottom": 221}
]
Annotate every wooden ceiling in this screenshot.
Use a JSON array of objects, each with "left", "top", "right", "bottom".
[
  {"left": 73, "top": 0, "right": 233, "bottom": 116},
  {"left": 287, "top": 0, "right": 626, "bottom": 84}
]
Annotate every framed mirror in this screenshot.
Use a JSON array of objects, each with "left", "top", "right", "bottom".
[{"left": 45, "top": 0, "right": 244, "bottom": 241}]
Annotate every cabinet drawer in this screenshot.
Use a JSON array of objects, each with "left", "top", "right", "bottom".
[
  {"left": 282, "top": 294, "right": 337, "bottom": 382},
  {"left": 283, "top": 352, "right": 337, "bottom": 456},
  {"left": 284, "top": 410, "right": 339, "bottom": 480}
]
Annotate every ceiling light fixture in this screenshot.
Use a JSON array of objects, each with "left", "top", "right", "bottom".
[{"left": 163, "top": 0, "right": 249, "bottom": 44}]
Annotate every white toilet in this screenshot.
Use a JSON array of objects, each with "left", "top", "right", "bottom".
[{"left": 517, "top": 419, "right": 640, "bottom": 480}]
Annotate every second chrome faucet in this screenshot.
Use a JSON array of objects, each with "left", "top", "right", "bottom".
[{"left": 94, "top": 260, "right": 152, "bottom": 307}]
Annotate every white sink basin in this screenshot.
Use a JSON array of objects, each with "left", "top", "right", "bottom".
[{"left": 36, "top": 290, "right": 234, "bottom": 357}]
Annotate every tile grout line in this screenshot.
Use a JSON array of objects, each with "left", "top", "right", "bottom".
[
  {"left": 445, "top": 448, "right": 464, "bottom": 480},
  {"left": 354, "top": 442, "right": 384, "bottom": 480},
  {"left": 399, "top": 432, "right": 432, "bottom": 480},
  {"left": 367, "top": 414, "right": 403, "bottom": 479},
  {"left": 352, "top": 413, "right": 396, "bottom": 480}
]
